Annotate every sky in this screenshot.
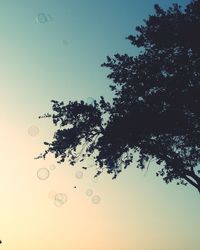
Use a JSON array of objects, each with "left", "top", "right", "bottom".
[{"left": 0, "top": 0, "right": 200, "bottom": 249}]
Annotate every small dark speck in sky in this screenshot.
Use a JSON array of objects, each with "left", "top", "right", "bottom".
[{"left": 74, "top": 186, "right": 76, "bottom": 188}]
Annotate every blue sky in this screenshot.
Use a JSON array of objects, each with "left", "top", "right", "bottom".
[{"left": 0, "top": 1, "right": 199, "bottom": 249}]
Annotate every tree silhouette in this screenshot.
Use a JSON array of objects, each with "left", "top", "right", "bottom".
[{"left": 39, "top": 0, "right": 200, "bottom": 193}]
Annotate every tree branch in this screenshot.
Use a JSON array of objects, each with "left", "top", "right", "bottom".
[{"left": 183, "top": 175, "right": 200, "bottom": 192}]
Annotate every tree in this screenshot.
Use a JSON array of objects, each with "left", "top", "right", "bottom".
[{"left": 38, "top": 0, "right": 200, "bottom": 193}]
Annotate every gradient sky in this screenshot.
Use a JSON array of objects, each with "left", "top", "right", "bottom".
[{"left": 0, "top": 0, "right": 200, "bottom": 249}]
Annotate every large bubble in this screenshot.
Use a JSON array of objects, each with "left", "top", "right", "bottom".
[
  {"left": 91, "top": 195, "right": 101, "bottom": 204},
  {"left": 37, "top": 168, "right": 50, "bottom": 180},
  {"left": 28, "top": 125, "right": 39, "bottom": 136}
]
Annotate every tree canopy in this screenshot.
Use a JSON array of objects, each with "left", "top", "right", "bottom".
[{"left": 38, "top": 0, "right": 200, "bottom": 193}]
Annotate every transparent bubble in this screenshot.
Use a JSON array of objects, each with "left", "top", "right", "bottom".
[
  {"left": 36, "top": 13, "right": 48, "bottom": 23},
  {"left": 37, "top": 168, "right": 49, "bottom": 180},
  {"left": 55, "top": 193, "right": 67, "bottom": 203},
  {"left": 85, "top": 188, "right": 93, "bottom": 196},
  {"left": 54, "top": 199, "right": 63, "bottom": 207},
  {"left": 91, "top": 195, "right": 101, "bottom": 204},
  {"left": 48, "top": 190, "right": 56, "bottom": 200},
  {"left": 54, "top": 193, "right": 68, "bottom": 207},
  {"left": 28, "top": 125, "right": 39, "bottom": 136},
  {"left": 86, "top": 97, "right": 95, "bottom": 106},
  {"left": 49, "top": 164, "right": 56, "bottom": 171},
  {"left": 75, "top": 171, "right": 83, "bottom": 179},
  {"left": 36, "top": 13, "right": 53, "bottom": 24}
]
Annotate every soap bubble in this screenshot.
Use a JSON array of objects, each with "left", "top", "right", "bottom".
[
  {"left": 49, "top": 164, "right": 56, "bottom": 171},
  {"left": 36, "top": 13, "right": 53, "bottom": 24},
  {"left": 37, "top": 168, "right": 49, "bottom": 180},
  {"left": 54, "top": 193, "right": 68, "bottom": 207},
  {"left": 91, "top": 195, "right": 101, "bottom": 204},
  {"left": 75, "top": 171, "right": 83, "bottom": 179},
  {"left": 28, "top": 125, "right": 39, "bottom": 136},
  {"left": 54, "top": 199, "right": 63, "bottom": 207},
  {"left": 85, "top": 188, "right": 93, "bottom": 196},
  {"left": 55, "top": 193, "right": 67, "bottom": 203},
  {"left": 36, "top": 13, "right": 48, "bottom": 23}
]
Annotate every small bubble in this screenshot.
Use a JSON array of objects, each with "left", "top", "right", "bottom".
[
  {"left": 36, "top": 13, "right": 48, "bottom": 23},
  {"left": 36, "top": 13, "right": 53, "bottom": 24},
  {"left": 54, "top": 193, "right": 68, "bottom": 207},
  {"left": 54, "top": 199, "right": 63, "bottom": 207},
  {"left": 55, "top": 193, "right": 67, "bottom": 203},
  {"left": 28, "top": 125, "right": 39, "bottom": 136},
  {"left": 75, "top": 171, "right": 83, "bottom": 179},
  {"left": 91, "top": 195, "right": 101, "bottom": 204},
  {"left": 37, "top": 168, "right": 49, "bottom": 180},
  {"left": 49, "top": 164, "right": 56, "bottom": 171},
  {"left": 85, "top": 188, "right": 93, "bottom": 196}
]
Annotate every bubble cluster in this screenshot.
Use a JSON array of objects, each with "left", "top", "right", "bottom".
[
  {"left": 91, "top": 195, "right": 101, "bottom": 204},
  {"left": 85, "top": 188, "right": 93, "bottom": 196},
  {"left": 75, "top": 171, "right": 83, "bottom": 179},
  {"left": 37, "top": 168, "right": 50, "bottom": 180},
  {"left": 49, "top": 164, "right": 56, "bottom": 171},
  {"left": 35, "top": 13, "right": 53, "bottom": 24},
  {"left": 54, "top": 193, "right": 68, "bottom": 207},
  {"left": 28, "top": 125, "right": 39, "bottom": 136}
]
